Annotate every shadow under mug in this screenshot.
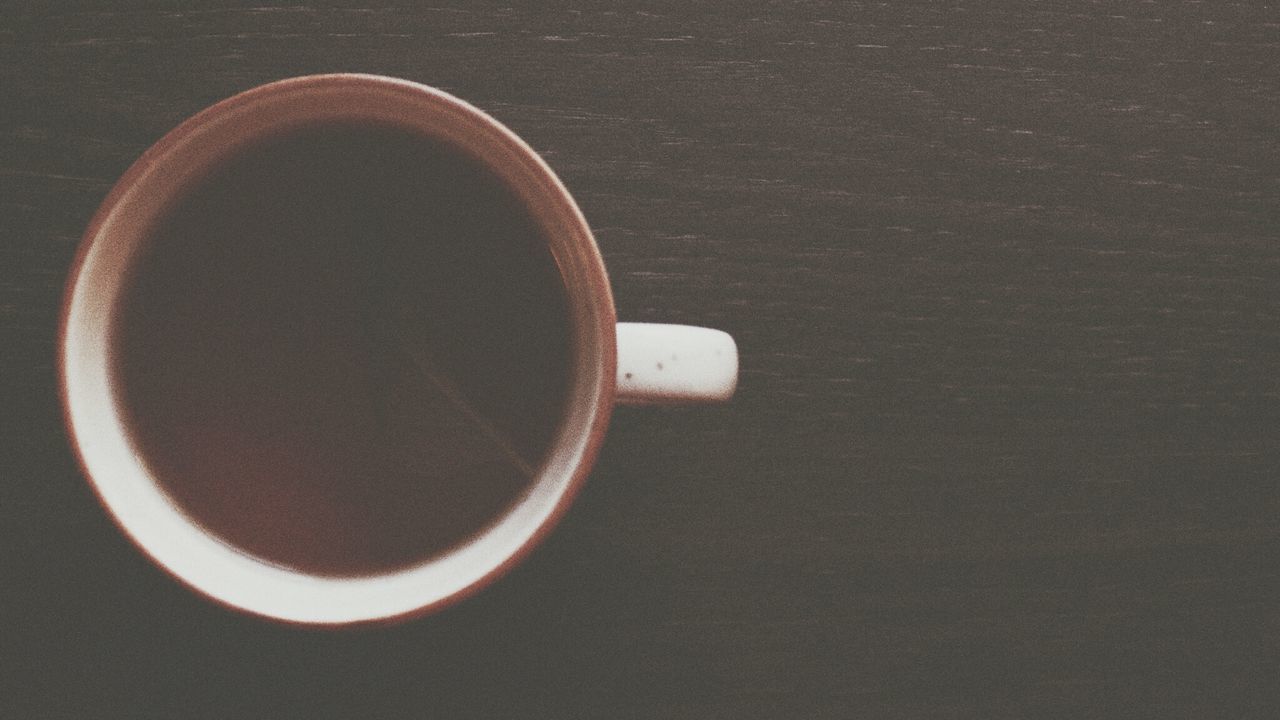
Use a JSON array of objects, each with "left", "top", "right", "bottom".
[{"left": 59, "top": 74, "right": 737, "bottom": 626}]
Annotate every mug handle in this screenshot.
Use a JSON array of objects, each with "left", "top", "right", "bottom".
[{"left": 615, "top": 323, "right": 738, "bottom": 405}]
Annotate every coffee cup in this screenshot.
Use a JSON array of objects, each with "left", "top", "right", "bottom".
[{"left": 59, "top": 74, "right": 737, "bottom": 625}]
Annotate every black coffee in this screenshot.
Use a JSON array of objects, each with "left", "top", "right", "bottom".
[{"left": 110, "top": 121, "right": 574, "bottom": 576}]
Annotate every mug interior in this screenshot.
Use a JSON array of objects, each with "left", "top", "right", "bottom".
[{"left": 60, "top": 75, "right": 615, "bottom": 625}]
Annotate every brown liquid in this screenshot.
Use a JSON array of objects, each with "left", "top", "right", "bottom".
[{"left": 110, "top": 121, "right": 574, "bottom": 577}]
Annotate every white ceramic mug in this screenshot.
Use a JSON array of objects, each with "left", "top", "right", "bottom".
[{"left": 60, "top": 75, "right": 737, "bottom": 626}]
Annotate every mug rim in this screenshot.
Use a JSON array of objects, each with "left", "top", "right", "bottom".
[{"left": 58, "top": 74, "right": 617, "bottom": 627}]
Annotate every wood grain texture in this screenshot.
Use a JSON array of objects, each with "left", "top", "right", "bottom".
[{"left": 2, "top": 2, "right": 1278, "bottom": 717}]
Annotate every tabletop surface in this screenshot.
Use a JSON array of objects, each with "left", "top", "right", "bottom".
[{"left": 3, "top": 2, "right": 1278, "bottom": 718}]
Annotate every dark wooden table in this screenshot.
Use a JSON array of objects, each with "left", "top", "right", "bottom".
[{"left": 3, "top": 2, "right": 1278, "bottom": 717}]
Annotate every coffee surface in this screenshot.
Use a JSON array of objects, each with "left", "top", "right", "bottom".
[{"left": 111, "top": 121, "right": 574, "bottom": 576}]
